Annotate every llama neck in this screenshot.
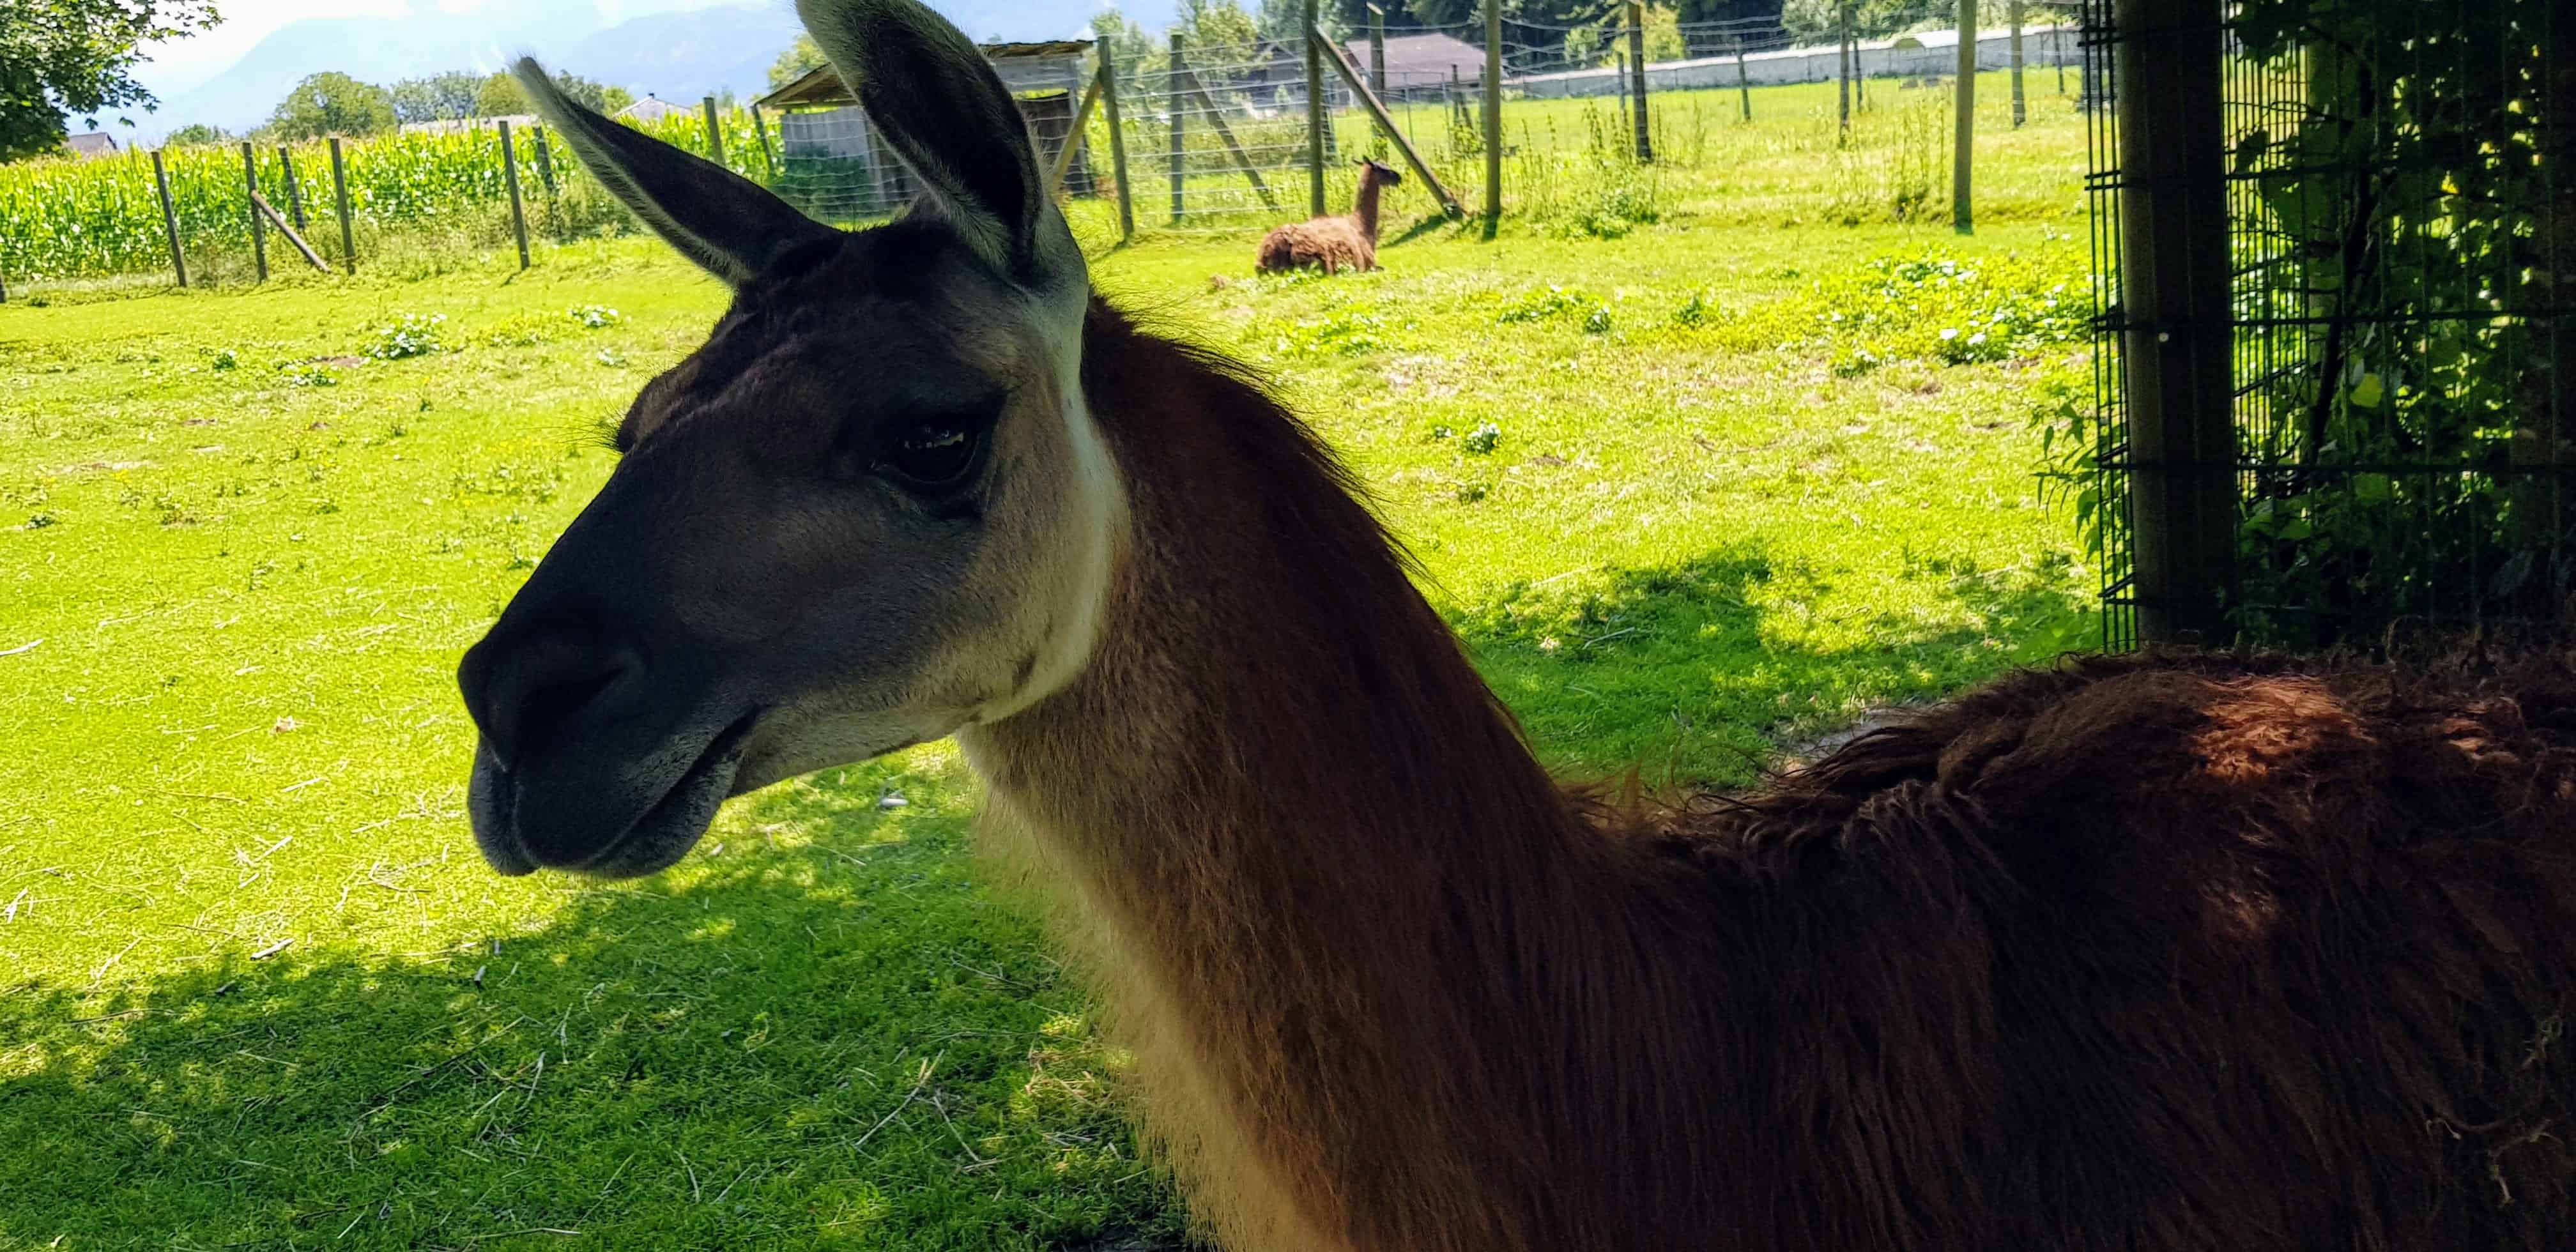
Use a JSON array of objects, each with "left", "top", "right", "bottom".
[
  {"left": 1352, "top": 172, "right": 1386, "bottom": 243},
  {"left": 961, "top": 305, "right": 1663, "bottom": 1246}
]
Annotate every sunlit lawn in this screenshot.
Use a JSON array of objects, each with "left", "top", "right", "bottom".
[{"left": 0, "top": 72, "right": 2095, "bottom": 1249}]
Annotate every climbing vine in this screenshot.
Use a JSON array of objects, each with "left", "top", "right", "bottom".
[{"left": 2215, "top": 0, "right": 2570, "bottom": 642}]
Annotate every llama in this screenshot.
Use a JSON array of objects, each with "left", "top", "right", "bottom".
[
  {"left": 460, "top": 4, "right": 2576, "bottom": 1248},
  {"left": 1256, "top": 157, "right": 1402, "bottom": 275}
]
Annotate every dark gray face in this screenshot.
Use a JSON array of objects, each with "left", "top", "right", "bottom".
[{"left": 455, "top": 1, "right": 1112, "bottom": 880}]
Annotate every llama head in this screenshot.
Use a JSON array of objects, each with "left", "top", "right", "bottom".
[
  {"left": 1356, "top": 156, "right": 1403, "bottom": 187},
  {"left": 455, "top": 0, "right": 1124, "bottom": 880}
]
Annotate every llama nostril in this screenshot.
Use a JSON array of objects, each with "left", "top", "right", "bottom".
[
  {"left": 465, "top": 639, "right": 642, "bottom": 772},
  {"left": 514, "top": 664, "right": 630, "bottom": 763}
]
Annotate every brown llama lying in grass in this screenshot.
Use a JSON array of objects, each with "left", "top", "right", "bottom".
[
  {"left": 1256, "top": 156, "right": 1402, "bottom": 275},
  {"left": 463, "top": 3, "right": 2576, "bottom": 1248}
]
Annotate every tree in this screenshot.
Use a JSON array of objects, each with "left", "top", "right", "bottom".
[
  {"left": 769, "top": 33, "right": 826, "bottom": 88},
  {"left": 267, "top": 70, "right": 395, "bottom": 140},
  {"left": 1091, "top": 9, "right": 1156, "bottom": 72},
  {"left": 1326, "top": 0, "right": 1422, "bottom": 31},
  {"left": 475, "top": 72, "right": 528, "bottom": 117},
  {"left": 1, "top": 0, "right": 222, "bottom": 163},
  {"left": 389, "top": 70, "right": 477, "bottom": 124},
  {"left": 162, "top": 120, "right": 226, "bottom": 145},
  {"left": 477, "top": 69, "right": 630, "bottom": 118},
  {"left": 1179, "top": 0, "right": 1262, "bottom": 50}
]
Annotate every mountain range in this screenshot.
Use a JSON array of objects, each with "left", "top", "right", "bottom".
[{"left": 126, "top": 1, "right": 1158, "bottom": 143}]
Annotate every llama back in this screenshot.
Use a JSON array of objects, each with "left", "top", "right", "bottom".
[{"left": 1635, "top": 650, "right": 2576, "bottom": 1249}]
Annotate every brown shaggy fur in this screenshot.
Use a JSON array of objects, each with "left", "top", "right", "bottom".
[
  {"left": 967, "top": 300, "right": 2576, "bottom": 1252},
  {"left": 1254, "top": 158, "right": 1401, "bottom": 275}
]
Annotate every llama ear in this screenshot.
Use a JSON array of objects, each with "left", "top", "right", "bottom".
[
  {"left": 793, "top": 0, "right": 1083, "bottom": 294},
  {"left": 510, "top": 58, "right": 836, "bottom": 286}
]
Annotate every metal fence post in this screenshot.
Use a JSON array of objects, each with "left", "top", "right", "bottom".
[
  {"left": 1169, "top": 32, "right": 1188, "bottom": 225},
  {"left": 1839, "top": 2, "right": 1854, "bottom": 142},
  {"left": 1482, "top": 0, "right": 1502, "bottom": 224},
  {"left": 2115, "top": 0, "right": 2235, "bottom": 643},
  {"left": 501, "top": 119, "right": 530, "bottom": 270},
  {"left": 1098, "top": 44, "right": 1134, "bottom": 240},
  {"left": 1735, "top": 35, "right": 1752, "bottom": 121},
  {"left": 1304, "top": 0, "right": 1326, "bottom": 217},
  {"left": 152, "top": 149, "right": 188, "bottom": 288},
  {"left": 329, "top": 137, "right": 355, "bottom": 274},
  {"left": 1952, "top": 0, "right": 1977, "bottom": 234},
  {"left": 701, "top": 96, "right": 726, "bottom": 167},
  {"left": 2010, "top": 0, "right": 2027, "bottom": 127},
  {"left": 1627, "top": 1, "right": 1652, "bottom": 162},
  {"left": 240, "top": 142, "right": 268, "bottom": 282}
]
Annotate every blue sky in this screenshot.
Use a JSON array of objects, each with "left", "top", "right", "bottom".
[{"left": 133, "top": 0, "right": 1142, "bottom": 97}]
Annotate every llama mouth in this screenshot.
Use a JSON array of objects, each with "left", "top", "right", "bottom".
[{"left": 470, "top": 710, "right": 762, "bottom": 880}]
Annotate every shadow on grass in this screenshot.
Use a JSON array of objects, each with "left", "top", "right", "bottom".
[
  {"left": 1386, "top": 213, "right": 1459, "bottom": 249},
  {"left": 1451, "top": 542, "right": 2093, "bottom": 788},
  {"left": 0, "top": 542, "right": 2082, "bottom": 1249},
  {"left": 0, "top": 755, "right": 1195, "bottom": 1251}
]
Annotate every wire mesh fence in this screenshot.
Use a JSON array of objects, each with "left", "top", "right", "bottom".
[
  {"left": 3, "top": 10, "right": 2089, "bottom": 291},
  {"left": 2080, "top": 0, "right": 2575, "bottom": 650}
]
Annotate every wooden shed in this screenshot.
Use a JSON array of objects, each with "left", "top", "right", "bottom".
[{"left": 754, "top": 39, "right": 1096, "bottom": 216}]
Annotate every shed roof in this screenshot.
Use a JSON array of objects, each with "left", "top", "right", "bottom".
[
  {"left": 755, "top": 38, "right": 1094, "bottom": 111},
  {"left": 618, "top": 95, "right": 691, "bottom": 122},
  {"left": 1342, "top": 30, "right": 1487, "bottom": 85}
]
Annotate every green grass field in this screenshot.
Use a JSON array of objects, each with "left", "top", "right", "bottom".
[{"left": 1, "top": 77, "right": 2096, "bottom": 1249}]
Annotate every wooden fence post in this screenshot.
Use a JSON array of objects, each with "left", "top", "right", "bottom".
[
  {"left": 501, "top": 119, "right": 530, "bottom": 270},
  {"left": 1482, "top": 0, "right": 1502, "bottom": 224},
  {"left": 1616, "top": 52, "right": 1631, "bottom": 141},
  {"left": 1451, "top": 63, "right": 1466, "bottom": 141},
  {"left": 1169, "top": 32, "right": 1188, "bottom": 225},
  {"left": 1098, "top": 44, "right": 1135, "bottom": 240},
  {"left": 1304, "top": 0, "right": 1326, "bottom": 217},
  {"left": 240, "top": 142, "right": 268, "bottom": 282},
  {"left": 749, "top": 107, "right": 777, "bottom": 176},
  {"left": 277, "top": 145, "right": 307, "bottom": 229},
  {"left": 328, "top": 137, "right": 355, "bottom": 274},
  {"left": 1735, "top": 35, "right": 1752, "bottom": 121},
  {"left": 2115, "top": 0, "right": 2235, "bottom": 643},
  {"left": 1952, "top": 0, "right": 1977, "bottom": 234},
  {"left": 250, "top": 193, "right": 330, "bottom": 272},
  {"left": 530, "top": 125, "right": 557, "bottom": 196},
  {"left": 1312, "top": 22, "right": 1462, "bottom": 217},
  {"left": 1369, "top": 4, "right": 1387, "bottom": 95},
  {"left": 2009, "top": 0, "right": 2027, "bottom": 127},
  {"left": 152, "top": 148, "right": 188, "bottom": 288},
  {"left": 700, "top": 96, "right": 727, "bottom": 168},
  {"left": 1179, "top": 65, "right": 1280, "bottom": 209},
  {"left": 1045, "top": 68, "right": 1105, "bottom": 194},
  {"left": 1626, "top": 1, "right": 1652, "bottom": 162}
]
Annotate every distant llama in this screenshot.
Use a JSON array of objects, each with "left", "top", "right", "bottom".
[
  {"left": 459, "top": 3, "right": 2576, "bottom": 1249},
  {"left": 1256, "top": 156, "right": 1402, "bottom": 275}
]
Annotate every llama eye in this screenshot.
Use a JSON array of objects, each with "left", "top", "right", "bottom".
[{"left": 875, "top": 418, "right": 986, "bottom": 492}]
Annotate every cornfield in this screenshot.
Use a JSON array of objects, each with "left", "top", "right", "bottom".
[{"left": 0, "top": 112, "right": 771, "bottom": 284}]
